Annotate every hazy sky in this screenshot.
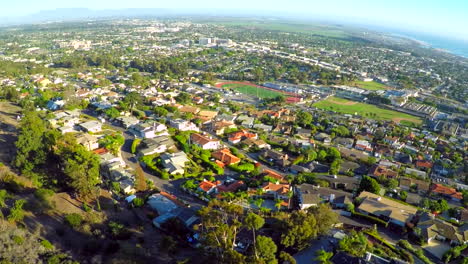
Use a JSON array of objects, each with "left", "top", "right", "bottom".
[{"left": 1, "top": 0, "right": 468, "bottom": 40}]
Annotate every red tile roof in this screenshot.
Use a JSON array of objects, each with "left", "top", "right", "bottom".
[
  {"left": 416, "top": 160, "right": 433, "bottom": 169},
  {"left": 431, "top": 184, "right": 462, "bottom": 200},
  {"left": 212, "top": 149, "right": 241, "bottom": 166}
]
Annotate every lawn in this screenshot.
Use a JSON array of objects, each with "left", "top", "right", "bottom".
[
  {"left": 221, "top": 83, "right": 284, "bottom": 99},
  {"left": 350, "top": 80, "right": 389, "bottom": 91},
  {"left": 313, "top": 97, "right": 422, "bottom": 125}
]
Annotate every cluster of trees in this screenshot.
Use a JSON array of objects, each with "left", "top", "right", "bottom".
[
  {"left": 15, "top": 111, "right": 100, "bottom": 200},
  {"left": 197, "top": 200, "right": 337, "bottom": 263}
]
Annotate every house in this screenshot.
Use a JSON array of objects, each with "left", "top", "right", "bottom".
[
  {"left": 197, "top": 110, "right": 218, "bottom": 121},
  {"left": 295, "top": 184, "right": 353, "bottom": 210},
  {"left": 161, "top": 151, "right": 189, "bottom": 175},
  {"left": 261, "top": 149, "right": 290, "bottom": 167},
  {"left": 78, "top": 121, "right": 102, "bottom": 133},
  {"left": 384, "top": 136, "right": 399, "bottom": 146},
  {"left": 131, "top": 122, "right": 167, "bottom": 139},
  {"left": 210, "top": 121, "right": 236, "bottom": 135},
  {"left": 418, "top": 216, "right": 467, "bottom": 246},
  {"left": 137, "top": 135, "right": 176, "bottom": 157},
  {"left": 334, "top": 137, "right": 354, "bottom": 148},
  {"left": 236, "top": 115, "right": 255, "bottom": 127},
  {"left": 198, "top": 179, "right": 222, "bottom": 195},
  {"left": 217, "top": 180, "right": 245, "bottom": 193},
  {"left": 273, "top": 124, "right": 292, "bottom": 135},
  {"left": 415, "top": 160, "right": 433, "bottom": 171},
  {"left": 47, "top": 99, "right": 65, "bottom": 111},
  {"left": 399, "top": 177, "right": 430, "bottom": 194},
  {"left": 315, "top": 133, "right": 331, "bottom": 143},
  {"left": 355, "top": 140, "right": 373, "bottom": 152},
  {"left": 149, "top": 193, "right": 199, "bottom": 229},
  {"left": 169, "top": 119, "right": 200, "bottom": 132},
  {"left": 261, "top": 169, "right": 286, "bottom": 184},
  {"left": 253, "top": 124, "right": 273, "bottom": 132},
  {"left": 369, "top": 165, "right": 398, "bottom": 179},
  {"left": 153, "top": 207, "right": 199, "bottom": 229},
  {"left": 316, "top": 175, "right": 359, "bottom": 191},
  {"left": 190, "top": 133, "right": 221, "bottom": 150},
  {"left": 430, "top": 184, "right": 463, "bottom": 202},
  {"left": 296, "top": 128, "right": 312, "bottom": 138},
  {"left": 289, "top": 164, "right": 311, "bottom": 174},
  {"left": 242, "top": 138, "right": 270, "bottom": 149},
  {"left": 228, "top": 130, "right": 257, "bottom": 144},
  {"left": 179, "top": 105, "right": 200, "bottom": 115},
  {"left": 115, "top": 116, "right": 140, "bottom": 128},
  {"left": 405, "top": 168, "right": 427, "bottom": 179},
  {"left": 357, "top": 191, "right": 418, "bottom": 227},
  {"left": 261, "top": 182, "right": 291, "bottom": 200},
  {"left": 75, "top": 133, "right": 99, "bottom": 151},
  {"left": 212, "top": 148, "right": 241, "bottom": 166}
]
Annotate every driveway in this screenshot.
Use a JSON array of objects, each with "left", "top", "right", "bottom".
[{"left": 422, "top": 240, "right": 451, "bottom": 260}]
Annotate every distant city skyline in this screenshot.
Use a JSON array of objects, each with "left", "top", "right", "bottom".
[{"left": 1, "top": 0, "right": 468, "bottom": 41}]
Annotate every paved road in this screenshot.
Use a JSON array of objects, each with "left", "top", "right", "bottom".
[{"left": 94, "top": 114, "right": 206, "bottom": 211}]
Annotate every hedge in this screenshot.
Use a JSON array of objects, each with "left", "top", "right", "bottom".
[{"left": 352, "top": 212, "right": 389, "bottom": 227}]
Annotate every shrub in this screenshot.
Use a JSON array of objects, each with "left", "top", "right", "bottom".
[
  {"left": 352, "top": 212, "right": 388, "bottom": 227},
  {"left": 12, "top": 235, "right": 24, "bottom": 245},
  {"left": 133, "top": 197, "right": 144, "bottom": 207},
  {"left": 65, "top": 213, "right": 83, "bottom": 228},
  {"left": 131, "top": 139, "right": 142, "bottom": 154},
  {"left": 40, "top": 239, "right": 54, "bottom": 250}
]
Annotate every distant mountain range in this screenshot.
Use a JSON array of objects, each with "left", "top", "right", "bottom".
[{"left": 0, "top": 8, "right": 282, "bottom": 25}]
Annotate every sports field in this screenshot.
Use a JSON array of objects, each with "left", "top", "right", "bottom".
[
  {"left": 350, "top": 81, "right": 389, "bottom": 91},
  {"left": 217, "top": 81, "right": 285, "bottom": 99},
  {"left": 313, "top": 97, "right": 422, "bottom": 125}
]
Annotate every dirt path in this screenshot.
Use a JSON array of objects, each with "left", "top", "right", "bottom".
[
  {"left": 327, "top": 98, "right": 358, "bottom": 105},
  {"left": 392, "top": 117, "right": 421, "bottom": 124},
  {"left": 0, "top": 102, "right": 21, "bottom": 165}
]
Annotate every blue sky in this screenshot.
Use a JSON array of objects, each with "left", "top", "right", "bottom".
[{"left": 1, "top": 0, "right": 468, "bottom": 40}]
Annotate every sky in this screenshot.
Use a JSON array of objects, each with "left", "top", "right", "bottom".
[{"left": 1, "top": 0, "right": 468, "bottom": 40}]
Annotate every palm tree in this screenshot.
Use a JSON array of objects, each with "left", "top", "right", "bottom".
[{"left": 315, "top": 249, "right": 333, "bottom": 264}]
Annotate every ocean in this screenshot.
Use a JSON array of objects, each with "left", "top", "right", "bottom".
[{"left": 392, "top": 31, "right": 468, "bottom": 58}]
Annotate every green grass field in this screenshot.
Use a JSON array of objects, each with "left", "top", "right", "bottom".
[
  {"left": 313, "top": 97, "right": 422, "bottom": 125},
  {"left": 351, "top": 81, "right": 389, "bottom": 91},
  {"left": 222, "top": 83, "right": 284, "bottom": 99},
  {"left": 200, "top": 20, "right": 350, "bottom": 38}
]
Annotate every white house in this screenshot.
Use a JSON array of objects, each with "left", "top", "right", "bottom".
[
  {"left": 190, "top": 133, "right": 221, "bottom": 150},
  {"left": 78, "top": 121, "right": 102, "bottom": 133},
  {"left": 169, "top": 119, "right": 199, "bottom": 132},
  {"left": 131, "top": 122, "right": 167, "bottom": 139}
]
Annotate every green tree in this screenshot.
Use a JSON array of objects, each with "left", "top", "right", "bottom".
[
  {"left": 280, "top": 211, "right": 318, "bottom": 251},
  {"left": 296, "top": 111, "right": 313, "bottom": 127},
  {"left": 105, "top": 107, "right": 120, "bottom": 119},
  {"left": 244, "top": 212, "right": 265, "bottom": 259},
  {"left": 124, "top": 92, "right": 142, "bottom": 113},
  {"left": 64, "top": 213, "right": 82, "bottom": 228},
  {"left": 279, "top": 251, "right": 296, "bottom": 264},
  {"left": 256, "top": 235, "right": 277, "bottom": 264},
  {"left": 197, "top": 200, "right": 244, "bottom": 262},
  {"left": 339, "top": 231, "right": 368, "bottom": 257},
  {"left": 315, "top": 249, "right": 333, "bottom": 264},
  {"left": 14, "top": 111, "right": 48, "bottom": 173},
  {"left": 60, "top": 144, "right": 101, "bottom": 200},
  {"left": 175, "top": 92, "right": 191, "bottom": 104},
  {"left": 399, "top": 190, "right": 408, "bottom": 201},
  {"left": 386, "top": 179, "right": 399, "bottom": 189},
  {"left": 154, "top": 106, "right": 169, "bottom": 117},
  {"left": 358, "top": 176, "right": 381, "bottom": 194}
]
